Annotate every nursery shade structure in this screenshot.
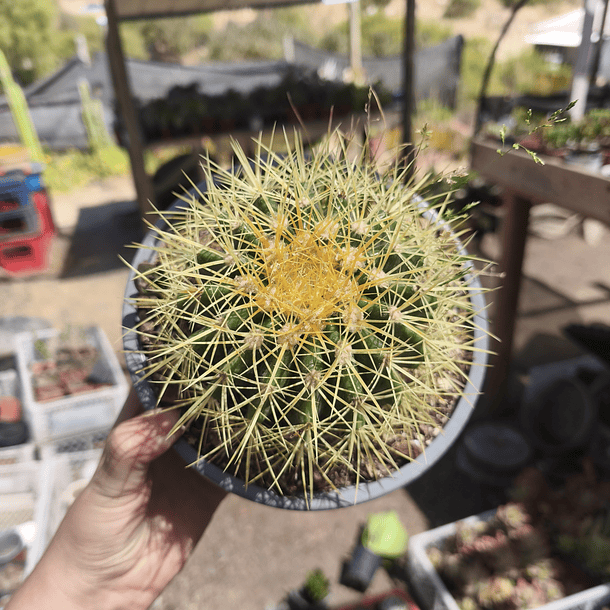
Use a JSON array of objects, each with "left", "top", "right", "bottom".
[{"left": 103, "top": 0, "right": 417, "bottom": 219}]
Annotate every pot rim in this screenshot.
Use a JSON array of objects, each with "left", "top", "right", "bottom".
[{"left": 122, "top": 195, "right": 489, "bottom": 510}]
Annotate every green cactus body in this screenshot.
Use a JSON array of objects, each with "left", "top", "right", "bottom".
[{"left": 130, "top": 130, "right": 485, "bottom": 498}]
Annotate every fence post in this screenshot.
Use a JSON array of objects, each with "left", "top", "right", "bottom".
[
  {"left": 78, "top": 78, "right": 113, "bottom": 150},
  {"left": 0, "top": 49, "right": 44, "bottom": 163}
]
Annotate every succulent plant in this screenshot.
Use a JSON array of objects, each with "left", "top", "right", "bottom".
[
  {"left": 457, "top": 596, "right": 478, "bottom": 610},
  {"left": 427, "top": 546, "right": 444, "bottom": 569},
  {"left": 303, "top": 568, "right": 330, "bottom": 603},
  {"left": 495, "top": 502, "right": 530, "bottom": 532},
  {"left": 129, "top": 128, "right": 487, "bottom": 499},
  {"left": 476, "top": 576, "right": 514, "bottom": 607},
  {"left": 524, "top": 558, "right": 556, "bottom": 582},
  {"left": 455, "top": 520, "right": 489, "bottom": 553},
  {"left": 512, "top": 578, "right": 546, "bottom": 610},
  {"left": 537, "top": 577, "right": 564, "bottom": 602}
]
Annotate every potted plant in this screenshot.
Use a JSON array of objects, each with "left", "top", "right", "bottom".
[
  {"left": 288, "top": 568, "right": 331, "bottom": 610},
  {"left": 122, "top": 126, "right": 490, "bottom": 509},
  {"left": 406, "top": 461, "right": 610, "bottom": 610},
  {"left": 343, "top": 511, "right": 409, "bottom": 592}
]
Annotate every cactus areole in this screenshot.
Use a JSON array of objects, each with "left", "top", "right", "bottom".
[{"left": 122, "top": 130, "right": 490, "bottom": 510}]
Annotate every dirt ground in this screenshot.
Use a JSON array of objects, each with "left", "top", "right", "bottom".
[{"left": 2, "top": 167, "right": 610, "bottom": 609}]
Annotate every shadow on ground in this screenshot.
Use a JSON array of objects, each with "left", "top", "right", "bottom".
[
  {"left": 59, "top": 200, "right": 143, "bottom": 279},
  {"left": 403, "top": 442, "right": 507, "bottom": 530},
  {"left": 518, "top": 276, "right": 610, "bottom": 319},
  {"left": 405, "top": 326, "right": 600, "bottom": 529}
]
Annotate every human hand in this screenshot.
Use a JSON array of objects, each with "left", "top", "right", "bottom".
[{"left": 7, "top": 388, "right": 227, "bottom": 610}]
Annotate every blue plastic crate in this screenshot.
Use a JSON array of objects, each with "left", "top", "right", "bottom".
[
  {"left": 0, "top": 171, "right": 42, "bottom": 242},
  {"left": 0, "top": 171, "right": 30, "bottom": 208}
]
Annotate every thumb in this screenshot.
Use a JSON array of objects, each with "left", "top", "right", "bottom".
[{"left": 92, "top": 408, "right": 182, "bottom": 499}]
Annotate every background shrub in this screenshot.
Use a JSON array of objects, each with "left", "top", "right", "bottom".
[{"left": 443, "top": 0, "right": 481, "bottom": 19}]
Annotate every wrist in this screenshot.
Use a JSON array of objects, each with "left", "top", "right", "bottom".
[{"left": 6, "top": 542, "right": 156, "bottom": 610}]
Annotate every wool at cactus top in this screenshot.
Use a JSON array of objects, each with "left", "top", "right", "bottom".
[{"left": 130, "top": 131, "right": 485, "bottom": 498}]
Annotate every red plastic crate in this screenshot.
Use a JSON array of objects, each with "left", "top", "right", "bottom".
[
  {"left": 0, "top": 190, "right": 56, "bottom": 276},
  {"left": 333, "top": 589, "right": 419, "bottom": 610}
]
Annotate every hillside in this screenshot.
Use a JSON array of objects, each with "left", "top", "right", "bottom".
[
  {"left": 209, "top": 0, "right": 581, "bottom": 61},
  {"left": 409, "top": 0, "right": 580, "bottom": 60},
  {"left": 58, "top": 0, "right": 580, "bottom": 62}
]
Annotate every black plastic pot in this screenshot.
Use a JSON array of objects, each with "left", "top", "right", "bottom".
[
  {"left": 0, "top": 421, "right": 28, "bottom": 447},
  {"left": 340, "top": 544, "right": 383, "bottom": 592},
  {"left": 589, "top": 373, "right": 610, "bottom": 472},
  {"left": 520, "top": 378, "right": 596, "bottom": 456},
  {"left": 122, "top": 197, "right": 490, "bottom": 510},
  {"left": 456, "top": 422, "right": 533, "bottom": 486},
  {"left": 287, "top": 588, "right": 328, "bottom": 610}
]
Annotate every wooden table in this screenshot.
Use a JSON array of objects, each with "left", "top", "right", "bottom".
[{"left": 470, "top": 139, "right": 610, "bottom": 410}]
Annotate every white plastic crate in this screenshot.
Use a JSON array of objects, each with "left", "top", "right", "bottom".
[
  {"left": 38, "top": 449, "right": 102, "bottom": 553},
  {"left": 407, "top": 510, "right": 610, "bottom": 610},
  {"left": 0, "top": 459, "right": 53, "bottom": 581},
  {"left": 0, "top": 442, "right": 36, "bottom": 467},
  {"left": 39, "top": 428, "right": 109, "bottom": 456},
  {"left": 14, "top": 326, "right": 128, "bottom": 445},
  {"left": 0, "top": 368, "right": 36, "bottom": 466},
  {"left": 0, "top": 368, "right": 18, "bottom": 397}
]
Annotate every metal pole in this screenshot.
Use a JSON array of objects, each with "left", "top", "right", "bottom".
[
  {"left": 348, "top": 0, "right": 365, "bottom": 84},
  {"left": 589, "top": 0, "right": 610, "bottom": 87},
  {"left": 570, "top": 0, "right": 596, "bottom": 121},
  {"left": 401, "top": 0, "right": 416, "bottom": 176}
]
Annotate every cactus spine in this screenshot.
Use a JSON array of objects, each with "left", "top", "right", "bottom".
[{"left": 130, "top": 129, "right": 485, "bottom": 499}]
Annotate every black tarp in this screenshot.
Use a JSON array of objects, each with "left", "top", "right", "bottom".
[
  {"left": 289, "top": 36, "right": 464, "bottom": 107},
  {"left": 0, "top": 35, "right": 464, "bottom": 150}
]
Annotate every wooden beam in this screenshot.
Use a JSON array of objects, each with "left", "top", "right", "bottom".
[
  {"left": 471, "top": 137, "right": 610, "bottom": 412},
  {"left": 483, "top": 191, "right": 531, "bottom": 412},
  {"left": 104, "top": 0, "right": 156, "bottom": 223},
  {"left": 471, "top": 140, "right": 610, "bottom": 224}
]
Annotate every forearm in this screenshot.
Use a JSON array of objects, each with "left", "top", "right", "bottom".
[{"left": 6, "top": 546, "right": 156, "bottom": 610}]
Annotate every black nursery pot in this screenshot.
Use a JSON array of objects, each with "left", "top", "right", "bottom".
[
  {"left": 341, "top": 544, "right": 383, "bottom": 592},
  {"left": 122, "top": 199, "right": 490, "bottom": 511}
]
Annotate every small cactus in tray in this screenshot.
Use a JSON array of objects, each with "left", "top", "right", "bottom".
[{"left": 127, "top": 128, "right": 488, "bottom": 500}]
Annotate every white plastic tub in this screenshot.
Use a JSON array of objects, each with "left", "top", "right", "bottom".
[
  {"left": 14, "top": 326, "right": 128, "bottom": 445},
  {"left": 406, "top": 510, "right": 610, "bottom": 610}
]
